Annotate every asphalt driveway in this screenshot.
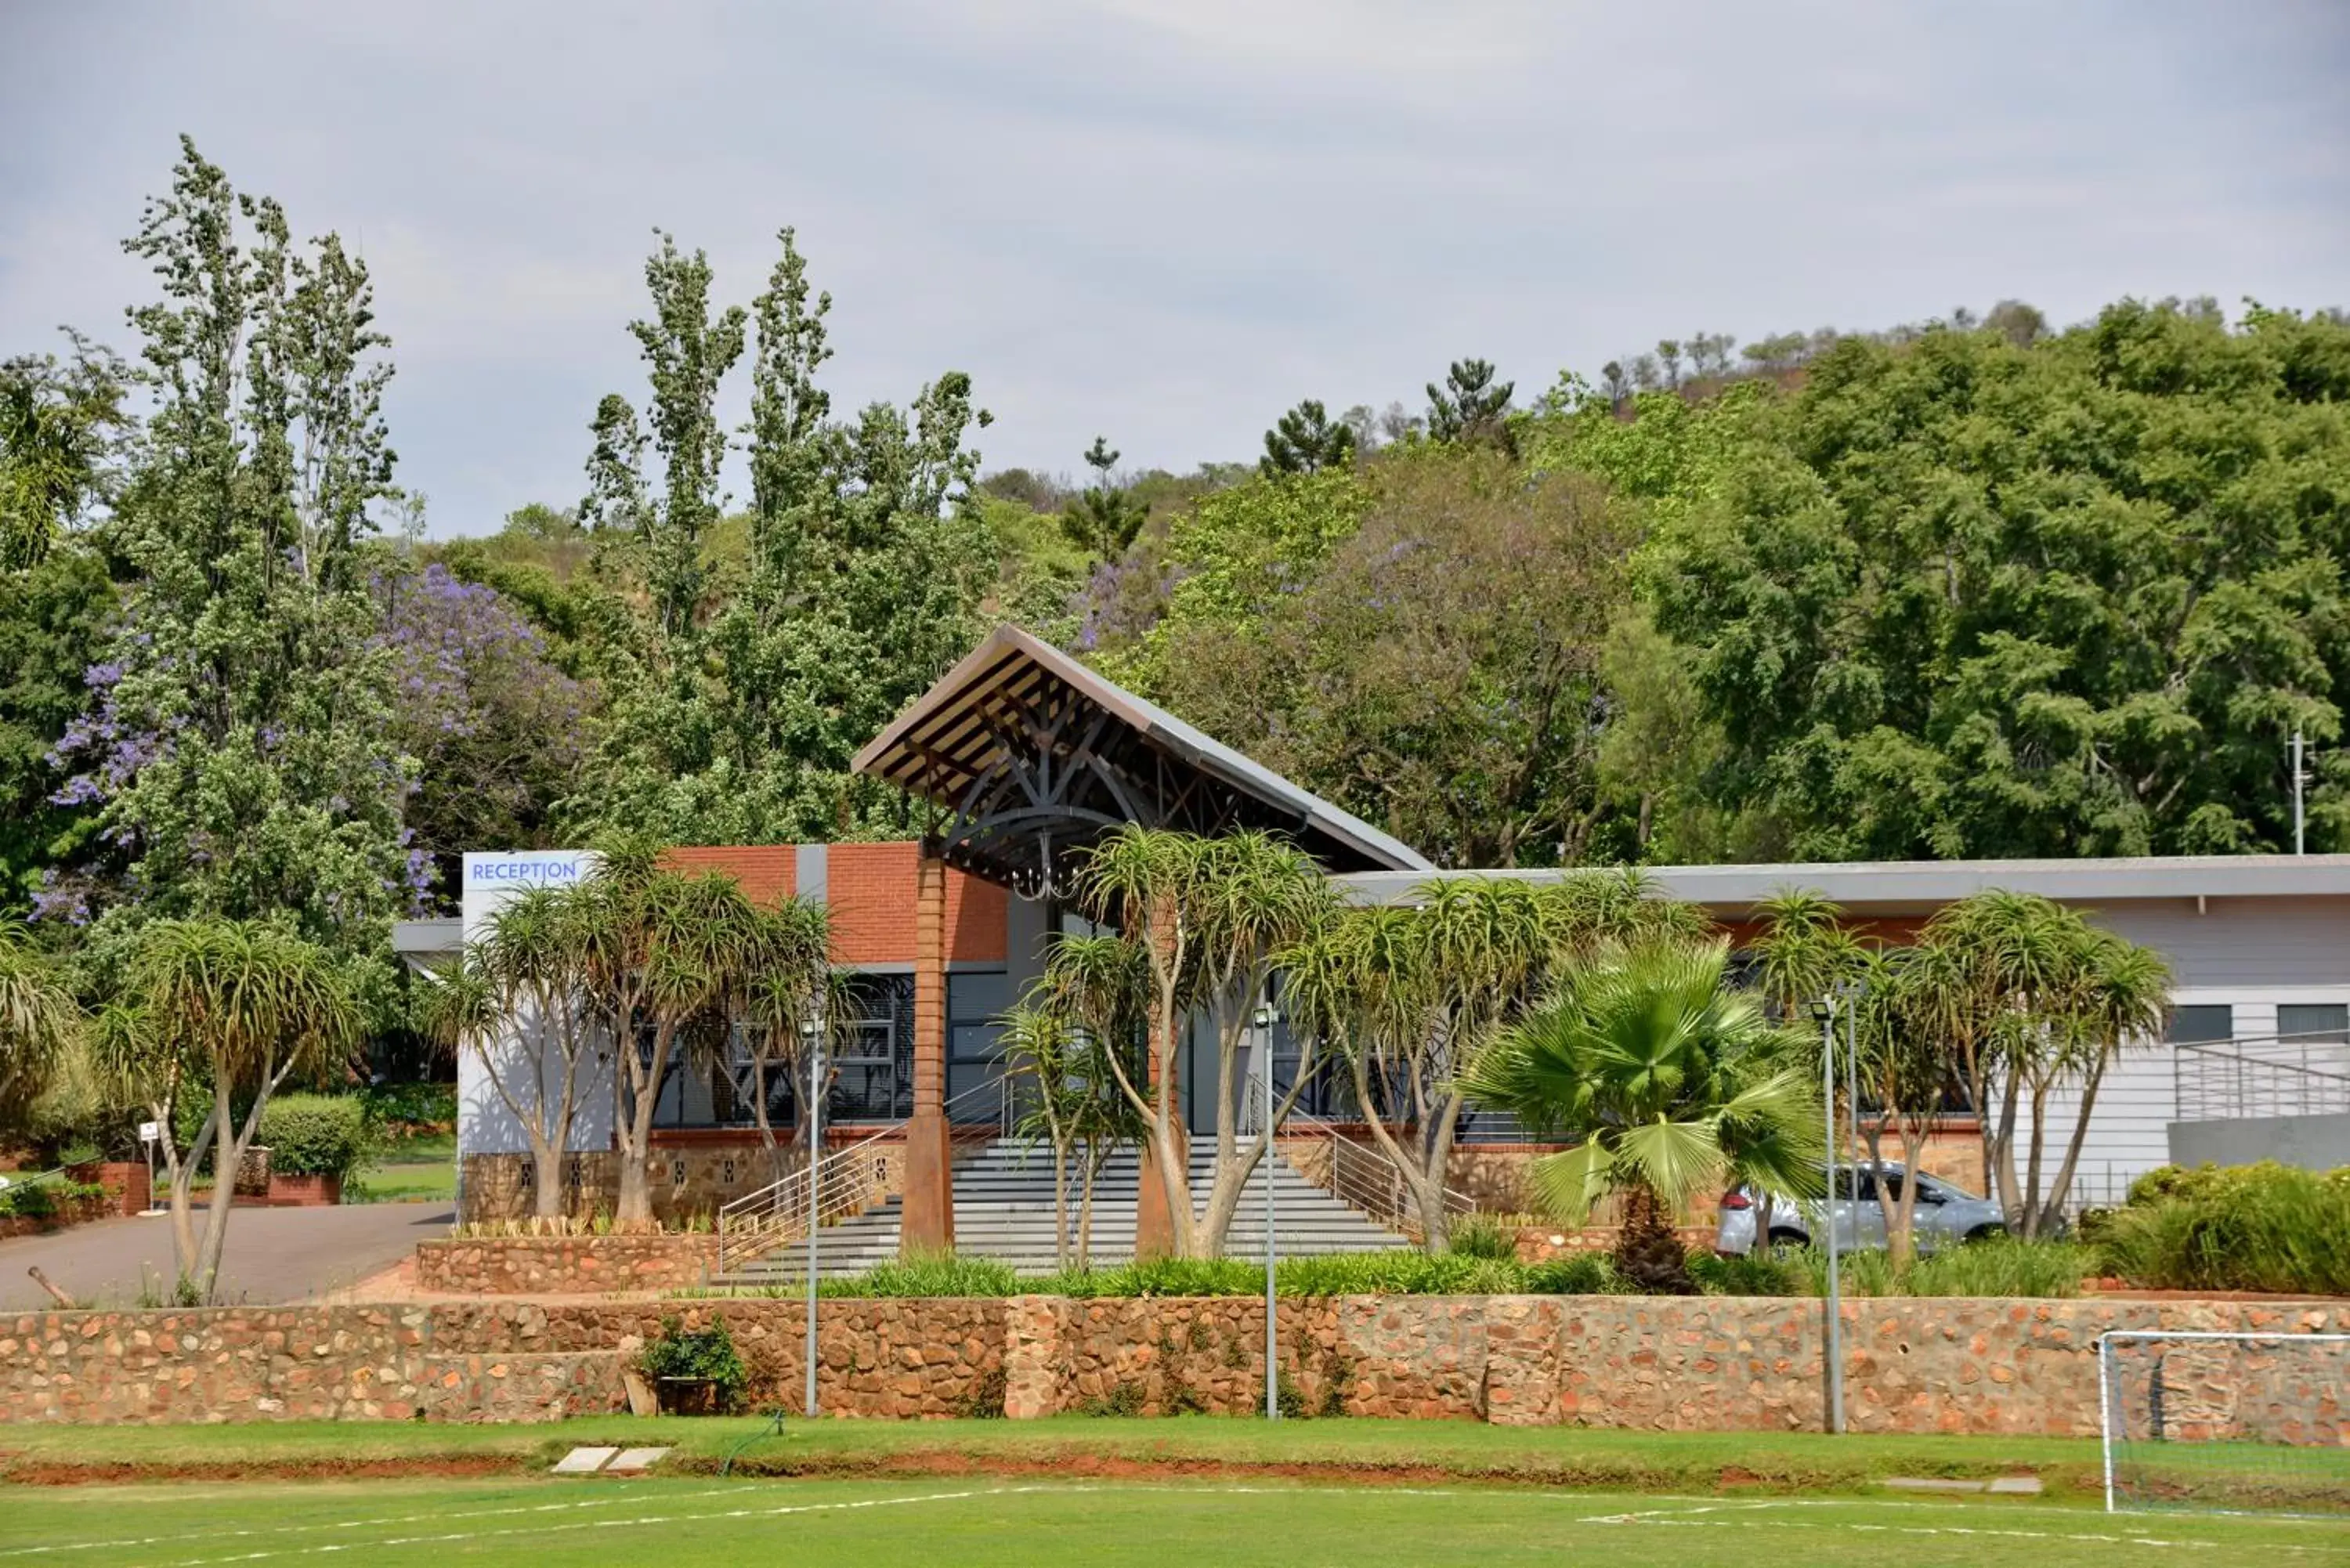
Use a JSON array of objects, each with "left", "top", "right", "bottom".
[{"left": 0, "top": 1201, "right": 451, "bottom": 1310}]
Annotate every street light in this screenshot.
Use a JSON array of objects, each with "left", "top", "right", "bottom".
[
  {"left": 1253, "top": 1000, "right": 1280, "bottom": 1420},
  {"left": 1810, "top": 995, "right": 1844, "bottom": 1436},
  {"left": 801, "top": 1000, "right": 826, "bottom": 1419}
]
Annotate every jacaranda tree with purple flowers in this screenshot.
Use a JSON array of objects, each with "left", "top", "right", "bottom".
[{"left": 375, "top": 562, "right": 591, "bottom": 908}]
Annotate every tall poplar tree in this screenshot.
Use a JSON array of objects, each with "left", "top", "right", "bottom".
[
  {"left": 575, "top": 227, "right": 995, "bottom": 844},
  {"left": 55, "top": 139, "right": 411, "bottom": 967}
]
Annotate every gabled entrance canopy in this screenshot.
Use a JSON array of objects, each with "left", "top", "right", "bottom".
[{"left": 853, "top": 624, "right": 1432, "bottom": 893}]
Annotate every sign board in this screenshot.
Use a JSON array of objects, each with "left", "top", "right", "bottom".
[{"left": 138, "top": 1121, "right": 160, "bottom": 1143}]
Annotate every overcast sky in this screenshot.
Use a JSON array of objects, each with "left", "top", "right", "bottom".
[{"left": 3, "top": 2, "right": 2345, "bottom": 537}]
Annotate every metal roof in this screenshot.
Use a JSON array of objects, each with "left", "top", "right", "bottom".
[
  {"left": 852, "top": 624, "right": 1433, "bottom": 880},
  {"left": 1336, "top": 854, "right": 2350, "bottom": 914}
]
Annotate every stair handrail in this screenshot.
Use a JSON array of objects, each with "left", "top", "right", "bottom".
[
  {"left": 717, "top": 1076, "right": 1007, "bottom": 1275},
  {"left": 1242, "top": 1097, "right": 1477, "bottom": 1240}
]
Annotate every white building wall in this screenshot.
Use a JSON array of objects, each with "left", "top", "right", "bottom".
[
  {"left": 456, "top": 850, "right": 613, "bottom": 1158},
  {"left": 2015, "top": 896, "right": 2350, "bottom": 1202}
]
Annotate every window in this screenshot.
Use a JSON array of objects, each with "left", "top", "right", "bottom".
[
  {"left": 2167, "top": 1004, "right": 2233, "bottom": 1046},
  {"left": 947, "top": 971, "right": 1011, "bottom": 1112},
  {"left": 2277, "top": 1003, "right": 2348, "bottom": 1046}
]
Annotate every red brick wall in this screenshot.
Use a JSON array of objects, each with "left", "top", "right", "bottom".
[
  {"left": 663, "top": 845, "right": 796, "bottom": 906},
  {"left": 659, "top": 841, "right": 1005, "bottom": 966}
]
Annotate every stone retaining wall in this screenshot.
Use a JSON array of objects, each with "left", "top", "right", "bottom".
[
  {"left": 415, "top": 1236, "right": 720, "bottom": 1295},
  {"left": 5, "top": 1295, "right": 2343, "bottom": 1434}
]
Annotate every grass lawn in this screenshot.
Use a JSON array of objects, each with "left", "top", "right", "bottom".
[
  {"left": 349, "top": 1134, "right": 457, "bottom": 1205},
  {"left": 2, "top": 1472, "right": 2342, "bottom": 1566}
]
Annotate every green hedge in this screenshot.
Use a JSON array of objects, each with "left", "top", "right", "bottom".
[
  {"left": 255, "top": 1095, "right": 377, "bottom": 1180},
  {"left": 780, "top": 1239, "right": 2091, "bottom": 1302},
  {"left": 2096, "top": 1162, "right": 2350, "bottom": 1296}
]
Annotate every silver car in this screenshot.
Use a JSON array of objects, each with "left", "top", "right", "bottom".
[{"left": 1714, "top": 1163, "right": 2008, "bottom": 1256}]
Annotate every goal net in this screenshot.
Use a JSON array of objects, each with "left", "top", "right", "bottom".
[{"left": 2099, "top": 1331, "right": 2350, "bottom": 1515}]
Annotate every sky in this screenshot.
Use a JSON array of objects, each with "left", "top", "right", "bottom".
[{"left": 2, "top": 1, "right": 2346, "bottom": 538}]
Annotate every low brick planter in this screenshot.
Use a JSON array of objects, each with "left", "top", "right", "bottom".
[{"left": 415, "top": 1234, "right": 721, "bottom": 1295}]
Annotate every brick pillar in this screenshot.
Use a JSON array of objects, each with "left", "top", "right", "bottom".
[
  {"left": 1133, "top": 899, "right": 1186, "bottom": 1259},
  {"left": 902, "top": 840, "right": 955, "bottom": 1255}
]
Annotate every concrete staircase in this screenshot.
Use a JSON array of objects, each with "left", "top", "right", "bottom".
[{"left": 721, "top": 1138, "right": 1410, "bottom": 1283}]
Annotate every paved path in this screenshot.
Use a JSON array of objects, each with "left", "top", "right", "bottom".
[{"left": 0, "top": 1201, "right": 453, "bottom": 1310}]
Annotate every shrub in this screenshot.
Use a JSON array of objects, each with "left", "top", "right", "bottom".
[
  {"left": 1524, "top": 1252, "right": 1625, "bottom": 1295},
  {"left": 256, "top": 1094, "right": 377, "bottom": 1180},
  {"left": 1445, "top": 1213, "right": 1518, "bottom": 1260},
  {"left": 819, "top": 1250, "right": 1020, "bottom": 1299},
  {"left": 1905, "top": 1237, "right": 2088, "bottom": 1298},
  {"left": 0, "top": 1181, "right": 56, "bottom": 1220},
  {"left": 2098, "top": 1162, "right": 2350, "bottom": 1295},
  {"left": 636, "top": 1315, "right": 748, "bottom": 1411},
  {"left": 360, "top": 1082, "right": 458, "bottom": 1142},
  {"left": 1686, "top": 1248, "right": 1803, "bottom": 1297}
]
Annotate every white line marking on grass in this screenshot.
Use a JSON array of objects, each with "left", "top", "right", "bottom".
[
  {"left": 0, "top": 1487, "right": 751, "bottom": 1559},
  {"left": 142, "top": 1487, "right": 1014, "bottom": 1568},
  {"left": 1574, "top": 1513, "right": 2350, "bottom": 1554}
]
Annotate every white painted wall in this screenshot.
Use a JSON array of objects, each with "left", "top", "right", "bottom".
[
  {"left": 455, "top": 850, "right": 613, "bottom": 1158},
  {"left": 2012, "top": 897, "right": 2350, "bottom": 1203}
]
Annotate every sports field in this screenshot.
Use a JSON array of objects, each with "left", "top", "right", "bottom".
[
  {"left": 5, "top": 1473, "right": 2346, "bottom": 1566},
  {"left": 2, "top": 1420, "right": 2344, "bottom": 1565}
]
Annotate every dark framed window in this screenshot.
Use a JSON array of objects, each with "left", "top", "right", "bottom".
[
  {"left": 2167, "top": 1005, "right": 2234, "bottom": 1046},
  {"left": 2277, "top": 1003, "right": 2348, "bottom": 1046}
]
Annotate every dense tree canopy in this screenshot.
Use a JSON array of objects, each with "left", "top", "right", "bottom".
[{"left": 1632, "top": 301, "right": 2350, "bottom": 858}]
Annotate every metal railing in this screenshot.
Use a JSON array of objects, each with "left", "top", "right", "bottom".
[
  {"left": 1247, "top": 1098, "right": 1476, "bottom": 1241},
  {"left": 714, "top": 1077, "right": 1010, "bottom": 1276},
  {"left": 2175, "top": 1035, "right": 2350, "bottom": 1123}
]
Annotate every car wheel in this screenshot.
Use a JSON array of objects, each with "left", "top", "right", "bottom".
[
  {"left": 1765, "top": 1228, "right": 1809, "bottom": 1254},
  {"left": 1963, "top": 1224, "right": 2007, "bottom": 1244}
]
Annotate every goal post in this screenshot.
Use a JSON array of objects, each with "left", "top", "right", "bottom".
[{"left": 2099, "top": 1329, "right": 2350, "bottom": 1516}]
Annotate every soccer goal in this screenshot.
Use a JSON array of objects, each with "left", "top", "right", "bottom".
[{"left": 2099, "top": 1330, "right": 2350, "bottom": 1516}]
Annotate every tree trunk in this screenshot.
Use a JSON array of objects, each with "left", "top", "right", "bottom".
[
  {"left": 2022, "top": 1077, "right": 2052, "bottom": 1241},
  {"left": 1077, "top": 1157, "right": 1097, "bottom": 1272},
  {"left": 1612, "top": 1180, "right": 1695, "bottom": 1295},
  {"left": 2041, "top": 1050, "right": 2115, "bottom": 1230},
  {"left": 614, "top": 1024, "right": 675, "bottom": 1229},
  {"left": 1052, "top": 1133, "right": 1072, "bottom": 1272},
  {"left": 1990, "top": 1060, "right": 2025, "bottom": 1230}
]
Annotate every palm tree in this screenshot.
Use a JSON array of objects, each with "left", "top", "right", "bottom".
[
  {"left": 0, "top": 923, "right": 78, "bottom": 1136},
  {"left": 103, "top": 919, "right": 359, "bottom": 1300},
  {"left": 1464, "top": 940, "right": 1823, "bottom": 1292}
]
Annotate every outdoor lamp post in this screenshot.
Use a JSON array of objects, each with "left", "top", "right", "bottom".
[
  {"left": 1810, "top": 995, "right": 1844, "bottom": 1435},
  {"left": 801, "top": 1001, "right": 825, "bottom": 1419},
  {"left": 1254, "top": 1000, "right": 1280, "bottom": 1419}
]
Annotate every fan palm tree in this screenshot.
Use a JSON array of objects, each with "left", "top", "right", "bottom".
[{"left": 1464, "top": 940, "right": 1823, "bottom": 1293}]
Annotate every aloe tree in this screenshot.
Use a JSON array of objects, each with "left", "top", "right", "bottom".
[
  {"left": 1283, "top": 871, "right": 1700, "bottom": 1252},
  {"left": 569, "top": 839, "right": 766, "bottom": 1227},
  {"left": 101, "top": 919, "right": 359, "bottom": 1300},
  {"left": 0, "top": 923, "right": 78, "bottom": 1138},
  {"left": 1464, "top": 940, "right": 1822, "bottom": 1292},
  {"left": 1000, "top": 1003, "right": 1141, "bottom": 1270},
  {"left": 2021, "top": 923, "right": 2171, "bottom": 1237},
  {"left": 1919, "top": 891, "right": 2171, "bottom": 1236},
  {"left": 1068, "top": 827, "right": 1336, "bottom": 1259},
  {"left": 734, "top": 898, "right": 834, "bottom": 1185},
  {"left": 427, "top": 885, "right": 600, "bottom": 1220},
  {"left": 1188, "top": 832, "right": 1337, "bottom": 1256}
]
